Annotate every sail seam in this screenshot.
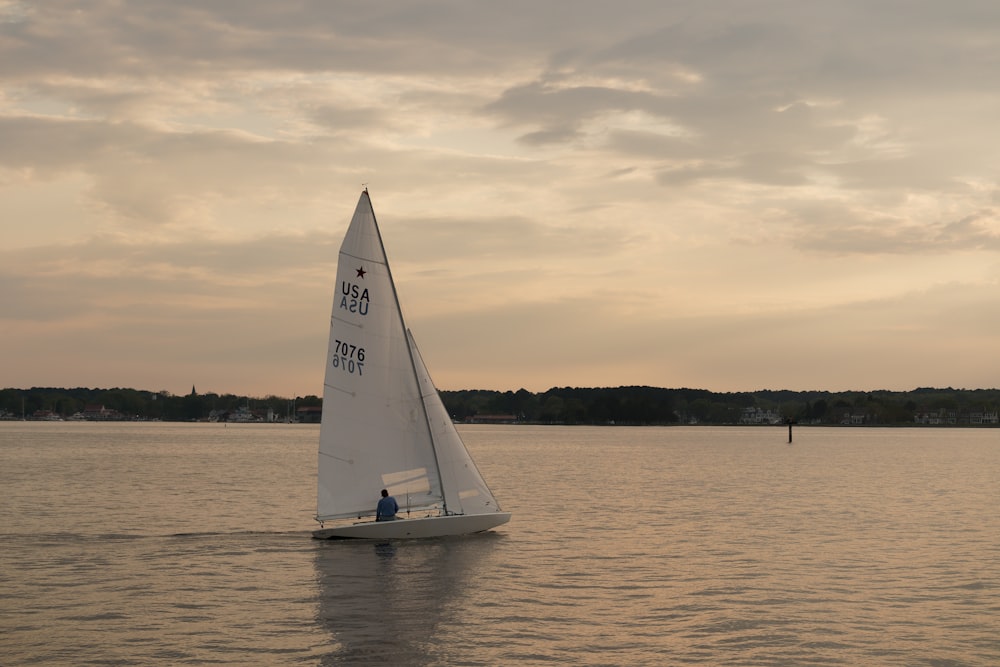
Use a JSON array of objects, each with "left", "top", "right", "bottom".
[
  {"left": 339, "top": 251, "right": 386, "bottom": 266},
  {"left": 331, "top": 314, "right": 362, "bottom": 328},
  {"left": 318, "top": 451, "right": 352, "bottom": 463},
  {"left": 323, "top": 382, "right": 355, "bottom": 396}
]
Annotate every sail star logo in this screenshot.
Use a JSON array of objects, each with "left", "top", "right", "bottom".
[{"left": 339, "top": 267, "right": 370, "bottom": 315}]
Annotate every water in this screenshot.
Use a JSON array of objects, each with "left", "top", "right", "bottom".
[{"left": 1, "top": 422, "right": 998, "bottom": 665}]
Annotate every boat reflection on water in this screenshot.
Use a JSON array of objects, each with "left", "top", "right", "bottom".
[{"left": 314, "top": 534, "right": 502, "bottom": 665}]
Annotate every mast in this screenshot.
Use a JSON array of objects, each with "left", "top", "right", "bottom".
[{"left": 365, "top": 190, "right": 450, "bottom": 515}]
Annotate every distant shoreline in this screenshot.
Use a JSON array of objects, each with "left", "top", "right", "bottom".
[{"left": 3, "top": 386, "right": 998, "bottom": 427}]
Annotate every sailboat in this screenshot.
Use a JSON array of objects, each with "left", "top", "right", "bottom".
[{"left": 312, "top": 190, "right": 511, "bottom": 539}]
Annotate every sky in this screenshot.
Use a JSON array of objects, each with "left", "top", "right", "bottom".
[{"left": 2, "top": 1, "right": 999, "bottom": 397}]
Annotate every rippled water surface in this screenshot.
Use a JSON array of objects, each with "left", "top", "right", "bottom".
[{"left": 2, "top": 422, "right": 998, "bottom": 665}]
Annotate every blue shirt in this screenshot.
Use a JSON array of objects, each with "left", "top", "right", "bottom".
[{"left": 376, "top": 495, "right": 398, "bottom": 520}]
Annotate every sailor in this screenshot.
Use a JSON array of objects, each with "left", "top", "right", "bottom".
[{"left": 375, "top": 488, "right": 398, "bottom": 521}]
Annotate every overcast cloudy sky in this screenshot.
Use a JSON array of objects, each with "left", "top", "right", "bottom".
[{"left": 2, "top": 1, "right": 999, "bottom": 397}]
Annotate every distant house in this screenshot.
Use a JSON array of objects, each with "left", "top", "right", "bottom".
[
  {"left": 969, "top": 411, "right": 999, "bottom": 425},
  {"left": 83, "top": 404, "right": 122, "bottom": 420},
  {"left": 739, "top": 407, "right": 782, "bottom": 425},
  {"left": 915, "top": 409, "right": 961, "bottom": 425},
  {"left": 297, "top": 406, "right": 322, "bottom": 423}
]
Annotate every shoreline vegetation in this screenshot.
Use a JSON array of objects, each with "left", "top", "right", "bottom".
[{"left": 2, "top": 386, "right": 999, "bottom": 427}]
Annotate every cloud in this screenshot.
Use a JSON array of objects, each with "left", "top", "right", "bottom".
[
  {"left": 3, "top": 1, "right": 1000, "bottom": 394},
  {"left": 0, "top": 114, "right": 341, "bottom": 229},
  {"left": 0, "top": 232, "right": 337, "bottom": 394},
  {"left": 779, "top": 202, "right": 1000, "bottom": 255},
  {"left": 413, "top": 275, "right": 1000, "bottom": 393}
]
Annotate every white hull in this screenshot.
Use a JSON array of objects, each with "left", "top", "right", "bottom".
[{"left": 312, "top": 512, "right": 511, "bottom": 540}]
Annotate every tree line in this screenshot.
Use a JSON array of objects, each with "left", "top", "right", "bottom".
[
  {"left": 441, "top": 386, "right": 1000, "bottom": 426},
  {"left": 0, "top": 387, "right": 320, "bottom": 422},
  {"left": 2, "top": 385, "right": 999, "bottom": 426}
]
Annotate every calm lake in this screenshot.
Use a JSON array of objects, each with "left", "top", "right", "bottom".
[{"left": 1, "top": 422, "right": 998, "bottom": 665}]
